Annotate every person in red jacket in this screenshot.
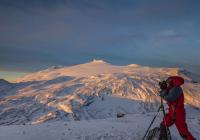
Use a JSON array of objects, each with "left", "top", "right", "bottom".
[{"left": 159, "top": 76, "right": 196, "bottom": 140}]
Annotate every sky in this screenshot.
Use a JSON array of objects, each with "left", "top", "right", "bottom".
[{"left": 0, "top": 0, "right": 200, "bottom": 81}]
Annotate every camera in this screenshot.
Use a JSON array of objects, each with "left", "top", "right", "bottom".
[{"left": 159, "top": 81, "right": 167, "bottom": 90}]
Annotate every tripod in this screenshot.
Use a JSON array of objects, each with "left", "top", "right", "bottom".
[{"left": 142, "top": 95, "right": 172, "bottom": 140}]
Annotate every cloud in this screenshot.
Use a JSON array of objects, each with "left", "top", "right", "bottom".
[
  {"left": 99, "top": 33, "right": 146, "bottom": 47},
  {"left": 157, "top": 30, "right": 185, "bottom": 41},
  {"left": 150, "top": 29, "right": 188, "bottom": 48},
  {"left": 0, "top": 0, "right": 200, "bottom": 72}
]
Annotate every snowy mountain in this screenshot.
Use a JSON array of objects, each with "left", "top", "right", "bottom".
[
  {"left": 0, "top": 79, "right": 11, "bottom": 89},
  {"left": 0, "top": 60, "right": 200, "bottom": 139}
]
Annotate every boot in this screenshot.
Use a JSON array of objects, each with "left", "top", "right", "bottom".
[{"left": 180, "top": 133, "right": 196, "bottom": 140}]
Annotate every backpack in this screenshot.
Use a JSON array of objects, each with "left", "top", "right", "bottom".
[
  {"left": 145, "top": 127, "right": 171, "bottom": 140},
  {"left": 146, "top": 127, "right": 160, "bottom": 140}
]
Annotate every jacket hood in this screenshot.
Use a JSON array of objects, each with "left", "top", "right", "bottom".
[{"left": 167, "top": 76, "right": 184, "bottom": 87}]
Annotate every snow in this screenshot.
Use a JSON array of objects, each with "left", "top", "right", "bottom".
[
  {"left": 0, "top": 60, "right": 200, "bottom": 139},
  {"left": 0, "top": 112, "right": 199, "bottom": 140}
]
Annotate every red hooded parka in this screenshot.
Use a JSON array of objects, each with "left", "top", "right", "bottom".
[{"left": 161, "top": 76, "right": 196, "bottom": 140}]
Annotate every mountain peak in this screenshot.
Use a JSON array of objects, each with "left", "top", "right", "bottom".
[
  {"left": 91, "top": 59, "right": 109, "bottom": 64},
  {"left": 128, "top": 64, "right": 140, "bottom": 67},
  {"left": 0, "top": 79, "right": 10, "bottom": 85}
]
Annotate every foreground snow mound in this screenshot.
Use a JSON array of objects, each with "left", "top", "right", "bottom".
[
  {"left": 0, "top": 60, "right": 200, "bottom": 126},
  {"left": 0, "top": 113, "right": 200, "bottom": 140}
]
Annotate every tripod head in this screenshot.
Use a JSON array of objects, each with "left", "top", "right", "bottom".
[{"left": 159, "top": 80, "right": 167, "bottom": 91}]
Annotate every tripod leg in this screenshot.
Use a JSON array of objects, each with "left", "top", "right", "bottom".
[{"left": 142, "top": 107, "right": 161, "bottom": 140}]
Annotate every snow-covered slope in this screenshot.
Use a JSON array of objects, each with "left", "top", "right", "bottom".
[
  {"left": 0, "top": 60, "right": 200, "bottom": 125},
  {"left": 0, "top": 60, "right": 200, "bottom": 139},
  {"left": 1, "top": 112, "right": 200, "bottom": 140}
]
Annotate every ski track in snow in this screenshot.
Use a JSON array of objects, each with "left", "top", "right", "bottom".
[{"left": 0, "top": 60, "right": 200, "bottom": 139}]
